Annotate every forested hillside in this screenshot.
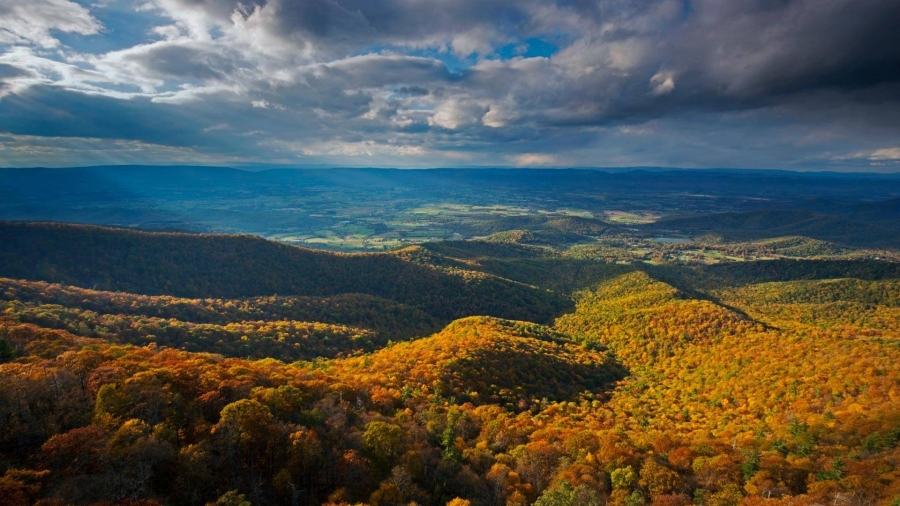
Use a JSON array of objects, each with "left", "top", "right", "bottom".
[
  {"left": 396, "top": 240, "right": 900, "bottom": 294},
  {"left": 329, "top": 317, "right": 626, "bottom": 410},
  {"left": 647, "top": 210, "right": 900, "bottom": 249},
  {"left": 0, "top": 222, "right": 570, "bottom": 323},
  {"left": 1, "top": 223, "right": 900, "bottom": 506},
  {"left": 470, "top": 216, "right": 624, "bottom": 246},
  {"left": 0, "top": 277, "right": 441, "bottom": 350}
]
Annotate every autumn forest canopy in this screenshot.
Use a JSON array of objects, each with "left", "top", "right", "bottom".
[{"left": 1, "top": 168, "right": 900, "bottom": 506}]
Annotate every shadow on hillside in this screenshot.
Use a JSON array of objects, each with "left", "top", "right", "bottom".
[{"left": 445, "top": 348, "right": 629, "bottom": 411}]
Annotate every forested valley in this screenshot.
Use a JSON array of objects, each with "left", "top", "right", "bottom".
[{"left": 1, "top": 221, "right": 899, "bottom": 506}]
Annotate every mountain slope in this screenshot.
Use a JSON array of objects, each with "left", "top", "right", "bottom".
[
  {"left": 475, "top": 215, "right": 624, "bottom": 246},
  {"left": 555, "top": 272, "right": 900, "bottom": 442},
  {"left": 331, "top": 316, "right": 626, "bottom": 409},
  {"left": 648, "top": 209, "right": 899, "bottom": 248},
  {"left": 3, "top": 241, "right": 900, "bottom": 506},
  {"left": 0, "top": 277, "right": 440, "bottom": 340},
  {"left": 0, "top": 221, "right": 571, "bottom": 323},
  {"left": 713, "top": 278, "right": 900, "bottom": 336},
  {"left": 555, "top": 271, "right": 760, "bottom": 365}
]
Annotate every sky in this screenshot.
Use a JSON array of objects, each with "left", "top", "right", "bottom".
[{"left": 0, "top": 0, "right": 899, "bottom": 170}]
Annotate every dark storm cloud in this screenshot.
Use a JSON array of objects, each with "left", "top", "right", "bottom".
[
  {"left": 674, "top": 0, "right": 900, "bottom": 99},
  {"left": 0, "top": 0, "right": 899, "bottom": 168},
  {"left": 195, "top": 0, "right": 538, "bottom": 54},
  {"left": 0, "top": 86, "right": 211, "bottom": 145}
]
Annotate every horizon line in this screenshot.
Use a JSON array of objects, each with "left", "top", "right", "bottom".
[{"left": 3, "top": 164, "right": 900, "bottom": 176}]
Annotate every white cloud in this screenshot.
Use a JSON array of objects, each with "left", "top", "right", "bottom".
[
  {"left": 834, "top": 147, "right": 900, "bottom": 164},
  {"left": 607, "top": 39, "right": 649, "bottom": 73},
  {"left": 251, "top": 99, "right": 285, "bottom": 110},
  {"left": 449, "top": 27, "right": 498, "bottom": 57},
  {"left": 0, "top": 46, "right": 131, "bottom": 97},
  {"left": 429, "top": 100, "right": 486, "bottom": 130},
  {"left": 649, "top": 71, "right": 675, "bottom": 95},
  {"left": 264, "top": 138, "right": 429, "bottom": 161},
  {"left": 870, "top": 147, "right": 900, "bottom": 161},
  {"left": 618, "top": 125, "right": 654, "bottom": 135},
  {"left": 509, "top": 153, "right": 564, "bottom": 166},
  {"left": 0, "top": 0, "right": 101, "bottom": 48},
  {"left": 482, "top": 102, "right": 517, "bottom": 128}
]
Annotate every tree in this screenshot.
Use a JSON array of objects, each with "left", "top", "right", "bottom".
[
  {"left": 214, "top": 399, "right": 276, "bottom": 493},
  {"left": 361, "top": 421, "right": 404, "bottom": 472},
  {"left": 535, "top": 481, "right": 603, "bottom": 506},
  {"left": 211, "top": 490, "right": 250, "bottom": 506},
  {"left": 0, "top": 337, "right": 16, "bottom": 362},
  {"left": 0, "top": 469, "right": 49, "bottom": 506},
  {"left": 612, "top": 466, "right": 637, "bottom": 490},
  {"left": 705, "top": 484, "right": 743, "bottom": 506},
  {"left": 639, "top": 460, "right": 681, "bottom": 497}
]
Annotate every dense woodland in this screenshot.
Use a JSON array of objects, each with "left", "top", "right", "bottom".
[
  {"left": 647, "top": 210, "right": 900, "bottom": 250},
  {"left": 0, "top": 222, "right": 570, "bottom": 323},
  {"left": 0, "top": 278, "right": 442, "bottom": 358},
  {"left": 1, "top": 222, "right": 899, "bottom": 506}
]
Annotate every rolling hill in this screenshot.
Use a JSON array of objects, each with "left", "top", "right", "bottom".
[
  {"left": 330, "top": 316, "right": 626, "bottom": 410},
  {"left": 0, "top": 277, "right": 441, "bottom": 341},
  {"left": 555, "top": 271, "right": 900, "bottom": 443},
  {"left": 475, "top": 215, "right": 624, "bottom": 246},
  {"left": 0, "top": 221, "right": 571, "bottom": 324},
  {"left": 647, "top": 210, "right": 900, "bottom": 249}
]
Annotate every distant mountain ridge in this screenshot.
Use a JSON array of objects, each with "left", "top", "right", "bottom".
[
  {"left": 4, "top": 166, "right": 900, "bottom": 247},
  {"left": 648, "top": 209, "right": 900, "bottom": 249}
]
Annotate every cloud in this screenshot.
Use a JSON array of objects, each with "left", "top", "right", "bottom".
[
  {"left": 251, "top": 99, "right": 283, "bottom": 109},
  {"left": 0, "top": 0, "right": 101, "bottom": 48},
  {"left": 837, "top": 147, "right": 900, "bottom": 166},
  {"left": 649, "top": 71, "right": 675, "bottom": 96},
  {"left": 284, "top": 139, "right": 427, "bottom": 158},
  {"left": 870, "top": 148, "right": 900, "bottom": 161},
  {"left": 429, "top": 100, "right": 487, "bottom": 130},
  {"left": 0, "top": 0, "right": 898, "bottom": 168},
  {"left": 396, "top": 86, "right": 429, "bottom": 97},
  {"left": 510, "top": 153, "right": 564, "bottom": 167}
]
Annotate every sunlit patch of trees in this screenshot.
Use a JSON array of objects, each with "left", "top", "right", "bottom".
[{"left": 0, "top": 277, "right": 442, "bottom": 340}]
